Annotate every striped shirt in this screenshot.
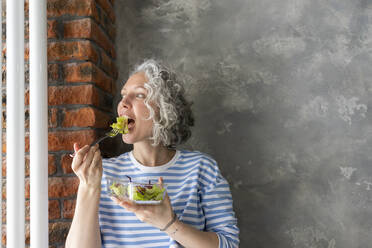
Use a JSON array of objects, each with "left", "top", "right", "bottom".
[{"left": 99, "top": 150, "right": 239, "bottom": 248}]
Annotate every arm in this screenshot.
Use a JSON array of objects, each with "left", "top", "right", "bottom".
[
  {"left": 164, "top": 215, "right": 219, "bottom": 248},
  {"left": 65, "top": 144, "right": 102, "bottom": 248},
  {"left": 200, "top": 175, "right": 240, "bottom": 248}
]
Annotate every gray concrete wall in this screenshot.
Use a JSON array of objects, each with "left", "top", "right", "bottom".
[{"left": 115, "top": 0, "right": 372, "bottom": 247}]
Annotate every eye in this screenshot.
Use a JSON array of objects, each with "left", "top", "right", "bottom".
[{"left": 136, "top": 93, "right": 146, "bottom": 99}]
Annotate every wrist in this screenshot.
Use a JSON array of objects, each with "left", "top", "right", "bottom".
[
  {"left": 78, "top": 183, "right": 101, "bottom": 196},
  {"left": 164, "top": 218, "right": 181, "bottom": 237},
  {"left": 75, "top": 183, "right": 101, "bottom": 212},
  {"left": 160, "top": 212, "right": 177, "bottom": 231}
]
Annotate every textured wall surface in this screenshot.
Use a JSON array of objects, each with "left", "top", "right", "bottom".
[{"left": 115, "top": 0, "right": 372, "bottom": 247}]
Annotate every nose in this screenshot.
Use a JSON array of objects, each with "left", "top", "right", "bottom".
[{"left": 119, "top": 95, "right": 131, "bottom": 110}]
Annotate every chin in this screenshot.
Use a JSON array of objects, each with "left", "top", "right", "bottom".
[{"left": 121, "top": 134, "right": 135, "bottom": 144}]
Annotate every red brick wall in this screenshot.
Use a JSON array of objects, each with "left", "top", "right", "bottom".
[{"left": 2, "top": 0, "right": 117, "bottom": 246}]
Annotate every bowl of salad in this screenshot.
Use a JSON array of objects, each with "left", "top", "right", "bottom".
[{"left": 107, "top": 176, "right": 166, "bottom": 205}]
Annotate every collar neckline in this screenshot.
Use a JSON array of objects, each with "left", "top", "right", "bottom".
[{"left": 129, "top": 150, "right": 180, "bottom": 172}]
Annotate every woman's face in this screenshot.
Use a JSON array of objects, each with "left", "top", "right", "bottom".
[{"left": 117, "top": 71, "right": 156, "bottom": 145}]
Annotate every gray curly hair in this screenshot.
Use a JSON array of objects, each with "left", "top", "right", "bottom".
[{"left": 131, "top": 59, "right": 194, "bottom": 148}]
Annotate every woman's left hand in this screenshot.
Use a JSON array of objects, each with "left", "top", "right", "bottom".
[{"left": 111, "top": 177, "right": 174, "bottom": 230}]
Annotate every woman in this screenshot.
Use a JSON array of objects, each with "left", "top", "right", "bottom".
[{"left": 65, "top": 59, "right": 239, "bottom": 248}]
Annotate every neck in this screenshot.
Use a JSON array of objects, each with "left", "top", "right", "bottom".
[{"left": 132, "top": 142, "right": 175, "bottom": 167}]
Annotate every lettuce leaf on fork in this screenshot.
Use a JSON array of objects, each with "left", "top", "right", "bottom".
[{"left": 110, "top": 116, "right": 129, "bottom": 135}]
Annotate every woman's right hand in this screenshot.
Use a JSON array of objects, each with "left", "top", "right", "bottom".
[{"left": 71, "top": 143, "right": 102, "bottom": 189}]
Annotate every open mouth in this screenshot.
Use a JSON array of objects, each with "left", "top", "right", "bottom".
[{"left": 128, "top": 118, "right": 135, "bottom": 128}]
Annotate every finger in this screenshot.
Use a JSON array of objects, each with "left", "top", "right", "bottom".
[
  {"left": 90, "top": 149, "right": 102, "bottom": 170},
  {"left": 158, "top": 177, "right": 164, "bottom": 186},
  {"left": 73, "top": 143, "right": 80, "bottom": 153},
  {"left": 84, "top": 145, "right": 99, "bottom": 169},
  {"left": 72, "top": 145, "right": 89, "bottom": 166},
  {"left": 162, "top": 192, "right": 171, "bottom": 205},
  {"left": 75, "top": 145, "right": 89, "bottom": 157},
  {"left": 111, "top": 196, "right": 139, "bottom": 211}
]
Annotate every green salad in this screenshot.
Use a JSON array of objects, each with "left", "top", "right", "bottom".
[
  {"left": 132, "top": 184, "right": 165, "bottom": 201},
  {"left": 109, "top": 182, "right": 128, "bottom": 198},
  {"left": 110, "top": 116, "right": 129, "bottom": 135},
  {"left": 109, "top": 180, "right": 165, "bottom": 202}
]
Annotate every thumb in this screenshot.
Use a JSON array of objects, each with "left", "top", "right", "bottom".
[
  {"left": 73, "top": 143, "right": 80, "bottom": 153},
  {"left": 158, "top": 177, "right": 164, "bottom": 186}
]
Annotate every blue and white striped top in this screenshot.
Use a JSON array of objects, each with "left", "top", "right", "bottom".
[{"left": 99, "top": 150, "right": 239, "bottom": 248}]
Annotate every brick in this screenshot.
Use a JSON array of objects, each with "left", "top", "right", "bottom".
[
  {"left": 1, "top": 111, "right": 4, "bottom": 128},
  {"left": 1, "top": 158, "right": 4, "bottom": 181},
  {"left": 25, "top": 178, "right": 30, "bottom": 198},
  {"left": 25, "top": 109, "right": 30, "bottom": 129},
  {"left": 48, "top": 129, "right": 97, "bottom": 151},
  {"left": 49, "top": 222, "right": 71, "bottom": 244},
  {"left": 48, "top": 177, "right": 79, "bottom": 198},
  {"left": 1, "top": 202, "right": 4, "bottom": 223},
  {"left": 25, "top": 0, "right": 29, "bottom": 18},
  {"left": 48, "top": 20, "right": 59, "bottom": 39},
  {"left": 48, "top": 63, "right": 59, "bottom": 83},
  {"left": 26, "top": 224, "right": 30, "bottom": 244},
  {"left": 63, "top": 199, "right": 76, "bottom": 219},
  {"left": 49, "top": 200, "right": 61, "bottom": 219},
  {"left": 1, "top": 225, "right": 4, "bottom": 246},
  {"left": 25, "top": 20, "right": 29, "bottom": 40},
  {"left": 49, "top": 108, "right": 58, "bottom": 128},
  {"left": 2, "top": 64, "right": 5, "bottom": 85},
  {"left": 63, "top": 18, "right": 115, "bottom": 58},
  {"left": 47, "top": 0, "right": 100, "bottom": 23},
  {"left": 48, "top": 41, "right": 99, "bottom": 63},
  {"left": 61, "top": 154, "right": 73, "bottom": 174},
  {"left": 25, "top": 43, "right": 29, "bottom": 60},
  {"left": 48, "top": 85, "right": 100, "bottom": 106},
  {"left": 26, "top": 135, "right": 30, "bottom": 153},
  {"left": 100, "top": 50, "right": 118, "bottom": 79},
  {"left": 1, "top": 181, "right": 3, "bottom": 199},
  {"left": 62, "top": 107, "right": 111, "bottom": 128},
  {"left": 26, "top": 200, "right": 30, "bottom": 220},
  {"left": 102, "top": 15, "right": 116, "bottom": 41},
  {"left": 25, "top": 63, "right": 30, "bottom": 84},
  {"left": 25, "top": 156, "right": 30, "bottom": 176},
  {"left": 47, "top": 0, "right": 115, "bottom": 41},
  {"left": 96, "top": 0, "right": 115, "bottom": 23},
  {"left": 25, "top": 88, "right": 29, "bottom": 105},
  {"left": 49, "top": 154, "right": 57, "bottom": 175},
  {"left": 63, "top": 62, "right": 114, "bottom": 93}
]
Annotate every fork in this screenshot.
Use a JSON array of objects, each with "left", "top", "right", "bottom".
[{"left": 69, "top": 128, "right": 121, "bottom": 157}]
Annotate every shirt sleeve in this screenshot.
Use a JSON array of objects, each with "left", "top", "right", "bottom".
[{"left": 199, "top": 159, "right": 240, "bottom": 248}]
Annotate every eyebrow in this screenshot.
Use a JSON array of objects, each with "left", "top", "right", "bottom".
[{"left": 121, "top": 86, "right": 146, "bottom": 94}]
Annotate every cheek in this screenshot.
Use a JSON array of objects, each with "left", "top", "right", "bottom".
[
  {"left": 139, "top": 104, "right": 152, "bottom": 120},
  {"left": 117, "top": 101, "right": 123, "bottom": 113}
]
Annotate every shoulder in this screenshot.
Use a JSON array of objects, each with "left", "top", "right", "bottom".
[
  {"left": 178, "top": 150, "right": 214, "bottom": 162},
  {"left": 178, "top": 150, "right": 219, "bottom": 172}
]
